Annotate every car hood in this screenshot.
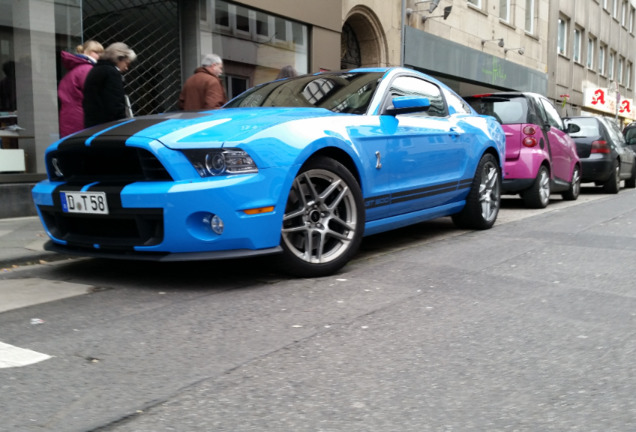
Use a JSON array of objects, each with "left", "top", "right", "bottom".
[{"left": 127, "top": 107, "right": 345, "bottom": 150}]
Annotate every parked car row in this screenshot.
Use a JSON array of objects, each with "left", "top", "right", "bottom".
[{"left": 466, "top": 92, "right": 636, "bottom": 207}]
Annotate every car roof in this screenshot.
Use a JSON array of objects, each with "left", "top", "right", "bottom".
[{"left": 466, "top": 92, "right": 542, "bottom": 100}]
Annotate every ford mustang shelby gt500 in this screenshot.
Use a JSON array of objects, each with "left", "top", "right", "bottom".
[{"left": 32, "top": 68, "right": 505, "bottom": 277}]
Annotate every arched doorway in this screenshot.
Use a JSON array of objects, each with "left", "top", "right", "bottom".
[{"left": 341, "top": 7, "right": 388, "bottom": 69}]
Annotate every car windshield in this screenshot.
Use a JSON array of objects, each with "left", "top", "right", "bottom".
[
  {"left": 466, "top": 95, "right": 529, "bottom": 125},
  {"left": 565, "top": 117, "right": 601, "bottom": 138},
  {"left": 225, "top": 71, "right": 383, "bottom": 115},
  {"left": 625, "top": 126, "right": 636, "bottom": 144}
]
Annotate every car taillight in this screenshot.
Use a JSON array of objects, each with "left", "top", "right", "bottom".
[
  {"left": 591, "top": 140, "right": 610, "bottom": 154},
  {"left": 523, "top": 125, "right": 537, "bottom": 135},
  {"left": 523, "top": 137, "right": 538, "bottom": 147},
  {"left": 522, "top": 126, "right": 538, "bottom": 147}
]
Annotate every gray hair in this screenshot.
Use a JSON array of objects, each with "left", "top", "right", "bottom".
[
  {"left": 201, "top": 53, "right": 222, "bottom": 67},
  {"left": 101, "top": 42, "right": 137, "bottom": 63}
]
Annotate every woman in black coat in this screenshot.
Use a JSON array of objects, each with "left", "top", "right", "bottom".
[{"left": 83, "top": 42, "right": 136, "bottom": 128}]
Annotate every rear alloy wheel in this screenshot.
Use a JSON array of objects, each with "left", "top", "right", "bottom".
[
  {"left": 625, "top": 163, "right": 636, "bottom": 189},
  {"left": 280, "top": 157, "right": 364, "bottom": 278},
  {"left": 602, "top": 159, "right": 621, "bottom": 194},
  {"left": 452, "top": 153, "right": 501, "bottom": 230},
  {"left": 562, "top": 165, "right": 581, "bottom": 200},
  {"left": 522, "top": 165, "right": 550, "bottom": 208}
]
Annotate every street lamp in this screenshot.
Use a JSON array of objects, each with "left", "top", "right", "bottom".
[
  {"left": 415, "top": 0, "right": 441, "bottom": 13},
  {"left": 482, "top": 38, "right": 504, "bottom": 48},
  {"left": 421, "top": 6, "right": 453, "bottom": 22},
  {"left": 504, "top": 47, "right": 525, "bottom": 55}
]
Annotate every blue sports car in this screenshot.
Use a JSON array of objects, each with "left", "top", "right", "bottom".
[{"left": 32, "top": 68, "right": 505, "bottom": 277}]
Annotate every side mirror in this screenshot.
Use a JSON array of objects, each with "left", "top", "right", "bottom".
[{"left": 385, "top": 96, "right": 431, "bottom": 116}]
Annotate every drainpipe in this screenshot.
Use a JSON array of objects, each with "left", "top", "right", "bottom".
[{"left": 401, "top": 0, "right": 406, "bottom": 67}]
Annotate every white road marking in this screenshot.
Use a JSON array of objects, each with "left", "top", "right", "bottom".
[
  {"left": 0, "top": 341, "right": 51, "bottom": 368},
  {"left": 0, "top": 278, "right": 92, "bottom": 368},
  {"left": 0, "top": 278, "right": 92, "bottom": 313}
]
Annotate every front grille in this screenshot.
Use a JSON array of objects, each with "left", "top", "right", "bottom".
[
  {"left": 47, "top": 146, "right": 172, "bottom": 182},
  {"left": 39, "top": 206, "right": 163, "bottom": 250}
]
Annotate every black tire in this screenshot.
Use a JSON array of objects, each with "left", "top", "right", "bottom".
[
  {"left": 562, "top": 165, "right": 581, "bottom": 200},
  {"left": 522, "top": 165, "right": 550, "bottom": 208},
  {"left": 452, "top": 153, "right": 501, "bottom": 230},
  {"left": 625, "top": 163, "right": 636, "bottom": 189},
  {"left": 602, "top": 159, "right": 620, "bottom": 194},
  {"left": 278, "top": 157, "right": 364, "bottom": 278}
]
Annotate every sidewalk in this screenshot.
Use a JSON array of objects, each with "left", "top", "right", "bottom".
[{"left": 0, "top": 216, "right": 64, "bottom": 269}]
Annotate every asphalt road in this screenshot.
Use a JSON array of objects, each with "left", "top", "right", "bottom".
[{"left": 1, "top": 186, "right": 636, "bottom": 432}]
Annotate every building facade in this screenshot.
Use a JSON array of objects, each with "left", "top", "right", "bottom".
[
  {"left": 1, "top": 0, "right": 635, "bottom": 217},
  {"left": 550, "top": 0, "right": 636, "bottom": 122}
]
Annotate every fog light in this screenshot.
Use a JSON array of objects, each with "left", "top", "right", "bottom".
[{"left": 210, "top": 214, "right": 224, "bottom": 234}]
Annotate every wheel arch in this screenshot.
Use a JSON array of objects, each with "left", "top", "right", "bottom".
[{"left": 302, "top": 147, "right": 362, "bottom": 188}]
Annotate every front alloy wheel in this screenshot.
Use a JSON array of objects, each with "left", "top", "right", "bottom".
[{"left": 280, "top": 157, "right": 364, "bottom": 277}]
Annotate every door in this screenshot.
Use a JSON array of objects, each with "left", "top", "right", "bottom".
[
  {"left": 605, "top": 118, "right": 635, "bottom": 177},
  {"left": 537, "top": 96, "right": 575, "bottom": 182},
  {"left": 351, "top": 75, "right": 469, "bottom": 218}
]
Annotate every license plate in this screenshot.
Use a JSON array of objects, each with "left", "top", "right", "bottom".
[{"left": 61, "top": 191, "right": 109, "bottom": 215}]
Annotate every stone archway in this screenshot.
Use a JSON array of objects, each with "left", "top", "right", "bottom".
[{"left": 341, "top": 6, "right": 388, "bottom": 69}]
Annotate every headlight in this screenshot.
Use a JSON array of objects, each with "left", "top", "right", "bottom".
[{"left": 183, "top": 148, "right": 258, "bottom": 177}]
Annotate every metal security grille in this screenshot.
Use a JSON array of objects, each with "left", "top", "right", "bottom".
[{"left": 82, "top": 0, "right": 181, "bottom": 115}]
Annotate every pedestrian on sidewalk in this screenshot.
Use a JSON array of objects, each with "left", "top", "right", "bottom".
[
  {"left": 58, "top": 40, "right": 104, "bottom": 137},
  {"left": 83, "top": 42, "right": 137, "bottom": 128},
  {"left": 178, "top": 53, "right": 227, "bottom": 111}
]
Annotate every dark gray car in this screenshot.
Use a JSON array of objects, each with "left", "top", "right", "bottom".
[{"left": 564, "top": 116, "right": 636, "bottom": 193}]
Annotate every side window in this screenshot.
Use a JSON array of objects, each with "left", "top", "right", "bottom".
[
  {"left": 605, "top": 119, "right": 627, "bottom": 146},
  {"left": 540, "top": 98, "right": 565, "bottom": 130},
  {"left": 387, "top": 76, "right": 447, "bottom": 117},
  {"left": 443, "top": 88, "right": 471, "bottom": 114}
]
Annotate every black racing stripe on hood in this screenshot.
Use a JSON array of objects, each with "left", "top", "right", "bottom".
[
  {"left": 57, "top": 118, "right": 170, "bottom": 151},
  {"left": 66, "top": 122, "right": 120, "bottom": 141},
  {"left": 97, "top": 118, "right": 169, "bottom": 138}
]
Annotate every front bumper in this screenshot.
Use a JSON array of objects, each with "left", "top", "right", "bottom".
[{"left": 32, "top": 168, "right": 288, "bottom": 259}]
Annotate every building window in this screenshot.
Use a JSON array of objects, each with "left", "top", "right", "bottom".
[
  {"left": 500, "top": 0, "right": 510, "bottom": 22},
  {"left": 630, "top": 6, "right": 635, "bottom": 33},
  {"left": 255, "top": 12, "right": 270, "bottom": 37},
  {"left": 609, "top": 51, "right": 615, "bottom": 80},
  {"left": 603, "top": 0, "right": 609, "bottom": 10},
  {"left": 627, "top": 62, "right": 633, "bottom": 88},
  {"left": 468, "top": 0, "right": 482, "bottom": 8},
  {"left": 557, "top": 17, "right": 568, "bottom": 56},
  {"left": 599, "top": 44, "right": 606, "bottom": 75},
  {"left": 223, "top": 75, "right": 249, "bottom": 100},
  {"left": 573, "top": 27, "right": 582, "bottom": 63},
  {"left": 214, "top": 1, "right": 230, "bottom": 28},
  {"left": 587, "top": 37, "right": 595, "bottom": 69},
  {"left": 613, "top": 0, "right": 619, "bottom": 18},
  {"left": 205, "top": 0, "right": 309, "bottom": 82},
  {"left": 525, "top": 0, "right": 535, "bottom": 33},
  {"left": 618, "top": 57, "right": 624, "bottom": 84}
]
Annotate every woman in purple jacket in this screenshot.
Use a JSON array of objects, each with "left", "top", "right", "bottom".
[{"left": 57, "top": 40, "right": 103, "bottom": 137}]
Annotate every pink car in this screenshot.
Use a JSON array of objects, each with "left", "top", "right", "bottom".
[{"left": 465, "top": 92, "right": 581, "bottom": 208}]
